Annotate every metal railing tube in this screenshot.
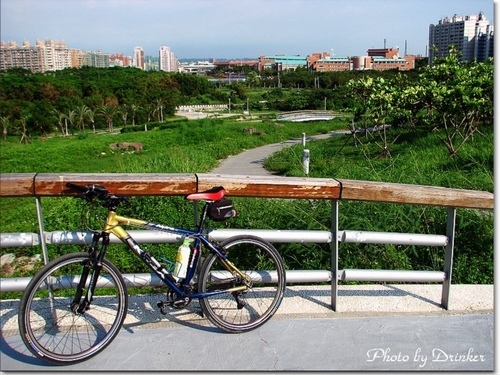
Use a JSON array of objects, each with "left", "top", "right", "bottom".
[
  {"left": 0, "top": 270, "right": 333, "bottom": 292},
  {"left": 340, "top": 230, "right": 448, "bottom": 246},
  {"left": 0, "top": 233, "right": 40, "bottom": 247},
  {"left": 1, "top": 229, "right": 332, "bottom": 248},
  {"left": 208, "top": 270, "right": 332, "bottom": 284},
  {"left": 47, "top": 230, "right": 185, "bottom": 245},
  {"left": 208, "top": 229, "right": 332, "bottom": 243},
  {"left": 342, "top": 269, "right": 446, "bottom": 283}
]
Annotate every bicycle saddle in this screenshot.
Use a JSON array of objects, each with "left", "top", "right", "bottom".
[{"left": 185, "top": 186, "right": 226, "bottom": 201}]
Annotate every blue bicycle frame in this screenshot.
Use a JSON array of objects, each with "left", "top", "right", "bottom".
[{"left": 96, "top": 207, "right": 235, "bottom": 301}]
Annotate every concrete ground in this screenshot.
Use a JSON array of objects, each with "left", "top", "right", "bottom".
[{"left": 0, "top": 284, "right": 494, "bottom": 371}]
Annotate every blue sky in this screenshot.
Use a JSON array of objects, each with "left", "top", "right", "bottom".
[{"left": 1, "top": 0, "right": 495, "bottom": 59}]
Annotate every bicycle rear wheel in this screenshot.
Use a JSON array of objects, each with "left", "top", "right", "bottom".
[
  {"left": 18, "top": 252, "right": 128, "bottom": 365},
  {"left": 198, "top": 236, "right": 286, "bottom": 333}
]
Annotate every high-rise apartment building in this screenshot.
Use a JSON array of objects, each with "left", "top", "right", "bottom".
[
  {"left": 0, "top": 41, "right": 42, "bottom": 72},
  {"left": 0, "top": 40, "right": 72, "bottom": 72},
  {"left": 429, "top": 12, "right": 494, "bottom": 64},
  {"left": 133, "top": 46, "right": 145, "bottom": 70},
  {"left": 159, "top": 45, "right": 178, "bottom": 72},
  {"left": 109, "top": 53, "right": 132, "bottom": 67}
]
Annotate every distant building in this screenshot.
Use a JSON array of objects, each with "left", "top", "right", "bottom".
[
  {"left": 133, "top": 46, "right": 145, "bottom": 70},
  {"left": 178, "top": 60, "right": 216, "bottom": 74},
  {"left": 159, "top": 45, "right": 178, "bottom": 72},
  {"left": 0, "top": 40, "right": 72, "bottom": 72},
  {"left": 213, "top": 59, "right": 259, "bottom": 70},
  {"left": 109, "top": 53, "right": 132, "bottom": 67},
  {"left": 429, "top": 12, "right": 494, "bottom": 64},
  {"left": 258, "top": 54, "right": 308, "bottom": 71},
  {"left": 307, "top": 49, "right": 417, "bottom": 72},
  {"left": 0, "top": 41, "right": 42, "bottom": 72}
]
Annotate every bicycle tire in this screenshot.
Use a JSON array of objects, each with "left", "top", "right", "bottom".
[
  {"left": 18, "top": 252, "right": 128, "bottom": 365},
  {"left": 198, "top": 235, "right": 286, "bottom": 333}
]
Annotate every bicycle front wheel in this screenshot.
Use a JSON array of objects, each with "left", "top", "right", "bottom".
[
  {"left": 198, "top": 236, "right": 286, "bottom": 333},
  {"left": 18, "top": 252, "right": 128, "bottom": 365}
]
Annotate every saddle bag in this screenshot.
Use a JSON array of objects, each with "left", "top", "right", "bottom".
[{"left": 207, "top": 199, "right": 237, "bottom": 221}]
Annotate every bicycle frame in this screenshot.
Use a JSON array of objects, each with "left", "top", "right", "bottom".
[{"left": 92, "top": 208, "right": 249, "bottom": 301}]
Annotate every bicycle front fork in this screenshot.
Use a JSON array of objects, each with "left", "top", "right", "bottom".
[{"left": 70, "top": 232, "right": 107, "bottom": 314}]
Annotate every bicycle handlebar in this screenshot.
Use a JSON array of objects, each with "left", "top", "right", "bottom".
[{"left": 66, "top": 183, "right": 128, "bottom": 207}]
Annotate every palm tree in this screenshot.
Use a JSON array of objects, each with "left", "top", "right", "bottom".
[
  {"left": 0, "top": 116, "right": 10, "bottom": 140},
  {"left": 130, "top": 104, "right": 140, "bottom": 126},
  {"left": 99, "top": 105, "right": 118, "bottom": 133},
  {"left": 87, "top": 108, "right": 96, "bottom": 133},
  {"left": 53, "top": 109, "right": 67, "bottom": 136},
  {"left": 119, "top": 104, "right": 129, "bottom": 126},
  {"left": 75, "top": 105, "right": 91, "bottom": 131},
  {"left": 64, "top": 110, "right": 76, "bottom": 135}
]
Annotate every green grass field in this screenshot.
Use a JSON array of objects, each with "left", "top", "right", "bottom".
[{"left": 0, "top": 116, "right": 493, "bottom": 286}]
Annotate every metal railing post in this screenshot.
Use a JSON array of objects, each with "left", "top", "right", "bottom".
[
  {"left": 441, "top": 207, "right": 456, "bottom": 309},
  {"left": 35, "top": 197, "right": 50, "bottom": 265},
  {"left": 35, "top": 197, "right": 57, "bottom": 320},
  {"left": 331, "top": 199, "right": 339, "bottom": 311}
]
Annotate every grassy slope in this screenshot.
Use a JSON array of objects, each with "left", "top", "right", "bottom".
[{"left": 0, "top": 119, "right": 493, "bottom": 284}]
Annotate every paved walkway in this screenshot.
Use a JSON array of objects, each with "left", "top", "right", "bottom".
[
  {"left": 0, "top": 284, "right": 494, "bottom": 371},
  {"left": 212, "top": 131, "right": 348, "bottom": 175}
]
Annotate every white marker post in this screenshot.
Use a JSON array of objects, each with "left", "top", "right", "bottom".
[{"left": 303, "top": 149, "right": 310, "bottom": 176}]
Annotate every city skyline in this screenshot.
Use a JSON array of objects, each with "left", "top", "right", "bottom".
[{"left": 1, "top": 0, "right": 495, "bottom": 59}]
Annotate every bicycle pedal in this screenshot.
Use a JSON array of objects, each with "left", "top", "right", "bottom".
[
  {"left": 157, "top": 301, "right": 170, "bottom": 315},
  {"left": 172, "top": 297, "right": 190, "bottom": 309}
]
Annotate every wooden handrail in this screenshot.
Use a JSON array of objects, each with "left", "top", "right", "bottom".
[{"left": 0, "top": 173, "right": 493, "bottom": 210}]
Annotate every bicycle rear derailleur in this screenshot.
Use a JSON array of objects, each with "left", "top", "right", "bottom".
[{"left": 157, "top": 289, "right": 190, "bottom": 314}]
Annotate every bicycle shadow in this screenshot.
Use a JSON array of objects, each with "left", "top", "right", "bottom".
[
  {"left": 0, "top": 305, "right": 53, "bottom": 367},
  {"left": 284, "top": 284, "right": 441, "bottom": 311},
  {"left": 121, "top": 295, "right": 222, "bottom": 334},
  {"left": 0, "top": 295, "right": 217, "bottom": 367}
]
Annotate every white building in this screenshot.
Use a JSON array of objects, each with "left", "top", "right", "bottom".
[
  {"left": 159, "top": 45, "right": 178, "bottom": 72},
  {"left": 429, "top": 12, "right": 494, "bottom": 64}
]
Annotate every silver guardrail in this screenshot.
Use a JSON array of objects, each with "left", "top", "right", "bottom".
[{"left": 0, "top": 172, "right": 494, "bottom": 311}]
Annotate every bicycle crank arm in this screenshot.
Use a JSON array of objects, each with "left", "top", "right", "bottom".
[{"left": 226, "top": 285, "right": 247, "bottom": 293}]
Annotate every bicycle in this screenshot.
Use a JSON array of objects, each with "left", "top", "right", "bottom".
[{"left": 18, "top": 183, "right": 286, "bottom": 365}]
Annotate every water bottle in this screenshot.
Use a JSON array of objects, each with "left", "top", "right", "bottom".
[{"left": 173, "top": 238, "right": 192, "bottom": 280}]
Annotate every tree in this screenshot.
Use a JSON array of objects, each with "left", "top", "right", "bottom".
[
  {"left": 153, "top": 99, "right": 164, "bottom": 122},
  {"left": 346, "top": 49, "right": 493, "bottom": 158},
  {"left": 417, "top": 47, "right": 493, "bottom": 157},
  {"left": 53, "top": 110, "right": 67, "bottom": 136},
  {"left": 19, "top": 116, "right": 30, "bottom": 144},
  {"left": 130, "top": 104, "right": 140, "bottom": 126},
  {"left": 119, "top": 104, "right": 129, "bottom": 126},
  {"left": 74, "top": 105, "right": 91, "bottom": 131},
  {"left": 0, "top": 116, "right": 10, "bottom": 140},
  {"left": 99, "top": 105, "right": 118, "bottom": 133},
  {"left": 87, "top": 108, "right": 96, "bottom": 134},
  {"left": 64, "top": 110, "right": 76, "bottom": 135},
  {"left": 246, "top": 71, "right": 260, "bottom": 88}
]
